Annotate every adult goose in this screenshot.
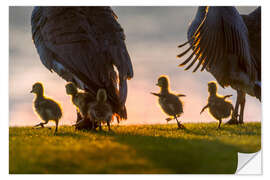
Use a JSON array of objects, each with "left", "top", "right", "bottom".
[
  {"left": 31, "top": 7, "right": 133, "bottom": 128},
  {"left": 178, "top": 6, "right": 261, "bottom": 124}
]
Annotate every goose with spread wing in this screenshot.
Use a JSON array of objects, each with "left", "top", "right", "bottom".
[
  {"left": 178, "top": 6, "right": 261, "bottom": 124},
  {"left": 31, "top": 7, "right": 134, "bottom": 128}
]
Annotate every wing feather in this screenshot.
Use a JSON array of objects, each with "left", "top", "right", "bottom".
[
  {"left": 178, "top": 6, "right": 255, "bottom": 79},
  {"left": 31, "top": 7, "right": 133, "bottom": 119}
]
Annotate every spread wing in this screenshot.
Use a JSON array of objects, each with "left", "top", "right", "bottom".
[
  {"left": 31, "top": 7, "right": 133, "bottom": 119},
  {"left": 178, "top": 6, "right": 256, "bottom": 79}
]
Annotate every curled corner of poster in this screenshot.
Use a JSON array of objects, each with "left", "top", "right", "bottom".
[{"left": 236, "top": 150, "right": 262, "bottom": 175}]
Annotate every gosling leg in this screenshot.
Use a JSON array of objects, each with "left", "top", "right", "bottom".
[
  {"left": 175, "top": 117, "right": 180, "bottom": 128},
  {"left": 76, "top": 111, "right": 83, "bottom": 123},
  {"left": 33, "top": 121, "right": 48, "bottom": 128},
  {"left": 166, "top": 117, "right": 173, "bottom": 122},
  {"left": 175, "top": 116, "right": 184, "bottom": 129},
  {"left": 40, "top": 123, "right": 45, "bottom": 128},
  {"left": 33, "top": 122, "right": 43, "bottom": 128},
  {"left": 74, "top": 119, "right": 83, "bottom": 127}
]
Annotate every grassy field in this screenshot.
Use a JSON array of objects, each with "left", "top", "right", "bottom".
[{"left": 9, "top": 122, "right": 261, "bottom": 174}]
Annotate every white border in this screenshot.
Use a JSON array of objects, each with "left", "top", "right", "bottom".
[{"left": 3, "top": 0, "right": 269, "bottom": 179}]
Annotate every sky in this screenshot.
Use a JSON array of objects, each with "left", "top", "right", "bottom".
[{"left": 9, "top": 6, "right": 261, "bottom": 127}]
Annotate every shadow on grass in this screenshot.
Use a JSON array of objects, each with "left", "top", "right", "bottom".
[
  {"left": 175, "top": 124, "right": 261, "bottom": 137},
  {"left": 46, "top": 126, "right": 260, "bottom": 173},
  {"left": 105, "top": 132, "right": 238, "bottom": 174},
  {"left": 54, "top": 131, "right": 85, "bottom": 138},
  {"left": 9, "top": 124, "right": 260, "bottom": 174},
  {"left": 222, "top": 124, "right": 261, "bottom": 136}
]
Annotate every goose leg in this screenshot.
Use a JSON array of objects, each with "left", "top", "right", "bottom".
[
  {"left": 99, "top": 121, "right": 102, "bottom": 131},
  {"left": 54, "top": 120, "right": 59, "bottom": 134},
  {"left": 233, "top": 92, "right": 240, "bottom": 121},
  {"left": 226, "top": 90, "right": 240, "bottom": 124},
  {"left": 107, "top": 121, "right": 111, "bottom": 131},
  {"left": 239, "top": 91, "right": 246, "bottom": 124},
  {"left": 217, "top": 119, "right": 222, "bottom": 129},
  {"left": 91, "top": 118, "right": 96, "bottom": 131}
]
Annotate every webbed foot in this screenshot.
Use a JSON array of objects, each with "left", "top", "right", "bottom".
[
  {"left": 177, "top": 123, "right": 185, "bottom": 129},
  {"left": 226, "top": 117, "right": 238, "bottom": 125}
]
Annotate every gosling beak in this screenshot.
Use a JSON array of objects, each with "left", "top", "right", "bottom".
[{"left": 30, "top": 89, "right": 33, "bottom": 93}]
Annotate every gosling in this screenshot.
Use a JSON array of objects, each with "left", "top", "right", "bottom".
[
  {"left": 200, "top": 81, "right": 234, "bottom": 129},
  {"left": 151, "top": 75, "right": 186, "bottom": 129},
  {"left": 65, "top": 82, "right": 95, "bottom": 130},
  {"left": 31, "top": 82, "right": 62, "bottom": 134},
  {"left": 88, "top": 89, "right": 113, "bottom": 131}
]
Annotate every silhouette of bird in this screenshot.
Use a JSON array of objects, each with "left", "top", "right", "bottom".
[
  {"left": 178, "top": 6, "right": 261, "bottom": 124},
  {"left": 88, "top": 89, "right": 113, "bottom": 131},
  {"left": 151, "top": 76, "right": 186, "bottom": 129},
  {"left": 200, "top": 82, "right": 234, "bottom": 129},
  {"left": 31, "top": 7, "right": 133, "bottom": 129},
  {"left": 65, "top": 82, "right": 97, "bottom": 130},
  {"left": 31, "top": 82, "right": 62, "bottom": 134}
]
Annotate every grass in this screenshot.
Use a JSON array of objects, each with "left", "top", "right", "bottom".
[{"left": 9, "top": 122, "right": 261, "bottom": 174}]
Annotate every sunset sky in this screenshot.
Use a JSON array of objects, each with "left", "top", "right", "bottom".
[{"left": 9, "top": 6, "right": 261, "bottom": 127}]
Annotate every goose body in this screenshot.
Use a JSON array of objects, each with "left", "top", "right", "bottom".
[
  {"left": 31, "top": 7, "right": 133, "bottom": 129},
  {"left": 178, "top": 6, "right": 261, "bottom": 124}
]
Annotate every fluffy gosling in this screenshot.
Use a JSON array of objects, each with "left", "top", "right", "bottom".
[
  {"left": 200, "top": 81, "right": 234, "bottom": 129},
  {"left": 31, "top": 82, "right": 62, "bottom": 134},
  {"left": 88, "top": 89, "right": 113, "bottom": 131},
  {"left": 65, "top": 82, "right": 96, "bottom": 130},
  {"left": 151, "top": 75, "right": 186, "bottom": 129}
]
